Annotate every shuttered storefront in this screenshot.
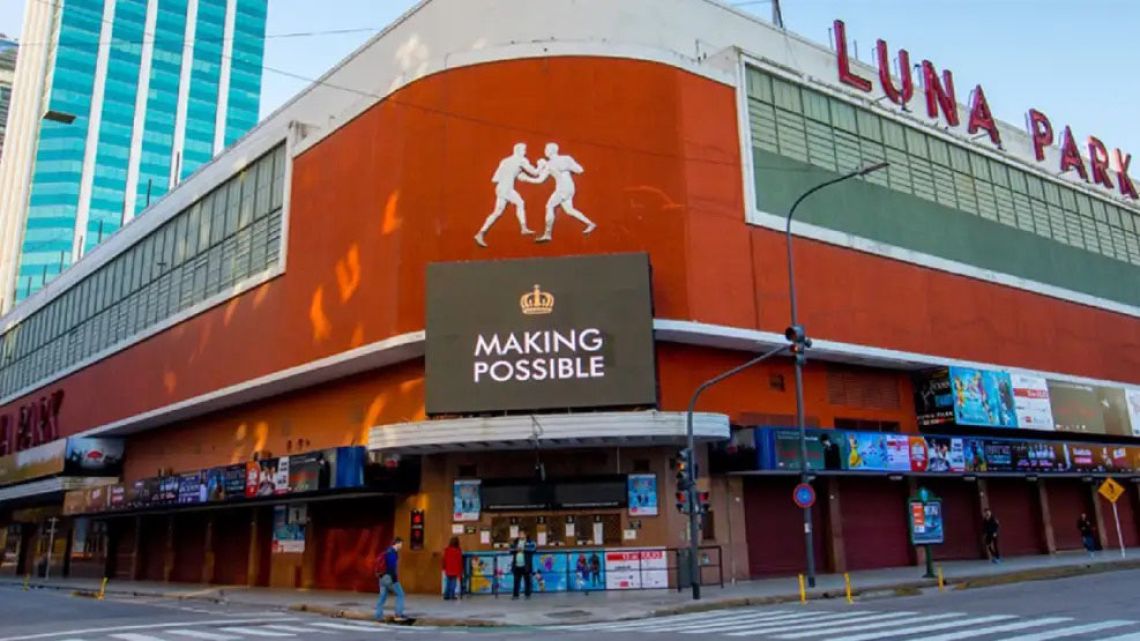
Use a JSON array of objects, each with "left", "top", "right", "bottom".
[
  {"left": 212, "top": 509, "right": 252, "bottom": 585},
  {"left": 1099, "top": 486, "right": 1140, "bottom": 549},
  {"left": 985, "top": 479, "right": 1044, "bottom": 556},
  {"left": 1046, "top": 480, "right": 1092, "bottom": 550},
  {"left": 923, "top": 478, "right": 982, "bottom": 561},
  {"left": 171, "top": 512, "right": 209, "bottom": 583},
  {"left": 743, "top": 477, "right": 829, "bottom": 577},
  {"left": 840, "top": 478, "right": 911, "bottom": 570},
  {"left": 312, "top": 498, "right": 395, "bottom": 592}
]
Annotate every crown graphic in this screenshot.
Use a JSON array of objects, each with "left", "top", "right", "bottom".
[{"left": 520, "top": 284, "right": 555, "bottom": 315}]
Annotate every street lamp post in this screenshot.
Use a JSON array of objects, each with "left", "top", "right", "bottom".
[
  {"left": 685, "top": 342, "right": 791, "bottom": 599},
  {"left": 785, "top": 162, "right": 888, "bottom": 588}
]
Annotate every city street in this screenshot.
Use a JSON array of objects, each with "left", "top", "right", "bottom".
[{"left": 6, "top": 569, "right": 1140, "bottom": 641}]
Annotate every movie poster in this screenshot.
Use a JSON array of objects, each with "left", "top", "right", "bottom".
[
  {"left": 453, "top": 480, "right": 482, "bottom": 522},
  {"left": 627, "top": 474, "right": 658, "bottom": 516},
  {"left": 925, "top": 437, "right": 965, "bottom": 473},
  {"left": 949, "top": 367, "right": 1017, "bottom": 428}
]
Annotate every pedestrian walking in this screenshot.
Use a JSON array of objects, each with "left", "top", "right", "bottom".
[
  {"left": 511, "top": 530, "right": 536, "bottom": 599},
  {"left": 442, "top": 536, "right": 464, "bottom": 600},
  {"left": 1077, "top": 513, "right": 1097, "bottom": 557},
  {"left": 374, "top": 537, "right": 406, "bottom": 621},
  {"left": 982, "top": 508, "right": 1002, "bottom": 563}
]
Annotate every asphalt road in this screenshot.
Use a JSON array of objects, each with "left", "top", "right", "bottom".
[{"left": 5, "top": 569, "right": 1140, "bottom": 641}]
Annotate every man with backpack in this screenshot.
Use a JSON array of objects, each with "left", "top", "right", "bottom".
[{"left": 374, "top": 537, "right": 406, "bottom": 621}]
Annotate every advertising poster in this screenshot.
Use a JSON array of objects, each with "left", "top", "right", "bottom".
[
  {"left": 925, "top": 437, "right": 965, "bottom": 473},
  {"left": 465, "top": 550, "right": 606, "bottom": 594},
  {"left": 63, "top": 438, "right": 125, "bottom": 476},
  {"left": 1096, "top": 388, "right": 1132, "bottom": 437},
  {"left": 453, "top": 480, "right": 482, "bottom": 522},
  {"left": 627, "top": 474, "right": 658, "bottom": 516},
  {"left": 908, "top": 437, "right": 929, "bottom": 472},
  {"left": 176, "top": 472, "right": 202, "bottom": 505},
  {"left": 1011, "top": 374, "right": 1054, "bottom": 430},
  {"left": 604, "top": 548, "right": 668, "bottom": 590},
  {"left": 949, "top": 367, "right": 1017, "bottom": 428},
  {"left": 288, "top": 451, "right": 331, "bottom": 493},
  {"left": 271, "top": 505, "right": 306, "bottom": 554},
  {"left": 769, "top": 428, "right": 829, "bottom": 470},
  {"left": 1013, "top": 441, "right": 1068, "bottom": 472},
  {"left": 914, "top": 369, "right": 955, "bottom": 427},
  {"left": 274, "top": 456, "right": 291, "bottom": 495},
  {"left": 1047, "top": 381, "right": 1105, "bottom": 434},
  {"left": 157, "top": 476, "right": 179, "bottom": 504},
  {"left": 1065, "top": 444, "right": 1104, "bottom": 472},
  {"left": 1103, "top": 446, "right": 1131, "bottom": 473},
  {"left": 206, "top": 464, "right": 247, "bottom": 502},
  {"left": 909, "top": 500, "right": 944, "bottom": 545},
  {"left": 1127, "top": 390, "right": 1140, "bottom": 438},
  {"left": 845, "top": 433, "right": 911, "bottom": 472}
]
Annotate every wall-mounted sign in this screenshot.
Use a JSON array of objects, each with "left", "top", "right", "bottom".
[
  {"left": 271, "top": 505, "right": 306, "bottom": 554},
  {"left": 1011, "top": 374, "right": 1054, "bottom": 430},
  {"left": 425, "top": 253, "right": 656, "bottom": 415},
  {"left": 627, "top": 474, "right": 658, "bottom": 517},
  {"left": 0, "top": 390, "right": 65, "bottom": 456}
]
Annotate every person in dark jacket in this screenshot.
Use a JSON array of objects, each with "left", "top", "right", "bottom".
[
  {"left": 511, "top": 531, "right": 537, "bottom": 599},
  {"left": 442, "top": 537, "right": 464, "bottom": 600},
  {"left": 982, "top": 509, "right": 1001, "bottom": 563},
  {"left": 1078, "top": 513, "right": 1096, "bottom": 557},
  {"left": 374, "top": 537, "right": 405, "bottom": 620}
]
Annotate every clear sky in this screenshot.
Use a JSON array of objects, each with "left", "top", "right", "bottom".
[{"left": 1, "top": 0, "right": 1137, "bottom": 154}]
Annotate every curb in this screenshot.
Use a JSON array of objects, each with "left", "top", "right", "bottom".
[{"left": 7, "top": 559, "right": 1139, "bottom": 627}]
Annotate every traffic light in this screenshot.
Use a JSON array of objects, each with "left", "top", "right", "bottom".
[
  {"left": 698, "top": 491, "right": 711, "bottom": 515},
  {"left": 675, "top": 449, "right": 692, "bottom": 490},
  {"left": 785, "top": 324, "right": 813, "bottom": 365},
  {"left": 675, "top": 491, "right": 689, "bottom": 514}
]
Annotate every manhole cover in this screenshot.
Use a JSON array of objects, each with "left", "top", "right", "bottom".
[{"left": 547, "top": 610, "right": 591, "bottom": 619}]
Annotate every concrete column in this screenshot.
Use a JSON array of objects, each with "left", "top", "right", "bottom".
[
  {"left": 1091, "top": 484, "right": 1110, "bottom": 550},
  {"left": 202, "top": 514, "right": 216, "bottom": 584},
  {"left": 826, "top": 477, "right": 846, "bottom": 573},
  {"left": 246, "top": 509, "right": 261, "bottom": 587},
  {"left": 975, "top": 479, "right": 990, "bottom": 557},
  {"left": 1037, "top": 480, "right": 1057, "bottom": 554},
  {"left": 162, "top": 516, "right": 175, "bottom": 583},
  {"left": 129, "top": 516, "right": 143, "bottom": 580}
]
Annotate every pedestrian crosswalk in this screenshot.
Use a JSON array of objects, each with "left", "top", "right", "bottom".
[
  {"left": 548, "top": 608, "right": 1140, "bottom": 640},
  {"left": 20, "top": 619, "right": 449, "bottom": 641}
]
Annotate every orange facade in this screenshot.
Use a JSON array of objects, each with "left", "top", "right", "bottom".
[{"left": 2, "top": 55, "right": 1138, "bottom": 450}]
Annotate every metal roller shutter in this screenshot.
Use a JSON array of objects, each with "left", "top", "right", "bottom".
[
  {"left": 743, "top": 477, "right": 828, "bottom": 577},
  {"left": 923, "top": 478, "right": 982, "bottom": 561},
  {"left": 984, "top": 479, "right": 1045, "bottom": 556},
  {"left": 1046, "top": 480, "right": 1093, "bottom": 551},
  {"left": 840, "top": 478, "right": 911, "bottom": 570},
  {"left": 1099, "top": 486, "right": 1140, "bottom": 549}
]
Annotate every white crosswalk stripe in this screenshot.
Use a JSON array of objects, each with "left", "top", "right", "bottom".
[
  {"left": 776, "top": 613, "right": 964, "bottom": 639},
  {"left": 307, "top": 621, "right": 386, "bottom": 631},
  {"left": 166, "top": 630, "right": 243, "bottom": 641},
  {"left": 110, "top": 634, "right": 168, "bottom": 641},
  {"left": 217, "top": 627, "right": 296, "bottom": 638},
  {"left": 261, "top": 625, "right": 336, "bottom": 634},
  {"left": 638, "top": 612, "right": 815, "bottom": 632},
  {"left": 725, "top": 612, "right": 910, "bottom": 637},
  {"left": 823, "top": 614, "right": 1018, "bottom": 641},
  {"left": 1100, "top": 634, "right": 1140, "bottom": 641},
  {"left": 573, "top": 611, "right": 740, "bottom": 630},
  {"left": 729, "top": 612, "right": 917, "bottom": 637},
  {"left": 910, "top": 617, "right": 1072, "bottom": 641},
  {"left": 994, "top": 620, "right": 1136, "bottom": 641}
]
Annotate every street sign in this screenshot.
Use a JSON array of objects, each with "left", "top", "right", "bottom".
[
  {"left": 908, "top": 499, "right": 944, "bottom": 546},
  {"left": 793, "top": 483, "right": 816, "bottom": 509},
  {"left": 1099, "top": 477, "right": 1125, "bottom": 504}
]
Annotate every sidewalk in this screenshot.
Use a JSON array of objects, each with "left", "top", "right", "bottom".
[{"left": 6, "top": 549, "right": 1139, "bottom": 627}]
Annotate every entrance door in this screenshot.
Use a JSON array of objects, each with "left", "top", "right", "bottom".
[
  {"left": 312, "top": 498, "right": 395, "bottom": 592},
  {"left": 742, "top": 477, "right": 829, "bottom": 577}
]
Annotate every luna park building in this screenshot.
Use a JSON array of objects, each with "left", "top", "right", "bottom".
[{"left": 0, "top": 0, "right": 1138, "bottom": 594}]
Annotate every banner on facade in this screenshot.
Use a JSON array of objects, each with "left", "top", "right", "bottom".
[
  {"left": 425, "top": 253, "right": 657, "bottom": 415},
  {"left": 63, "top": 438, "right": 125, "bottom": 477},
  {"left": 1011, "top": 374, "right": 1054, "bottom": 430},
  {"left": 948, "top": 367, "right": 1017, "bottom": 428},
  {"left": 0, "top": 439, "right": 66, "bottom": 486},
  {"left": 627, "top": 474, "right": 658, "bottom": 516},
  {"left": 453, "top": 479, "right": 482, "bottom": 522},
  {"left": 271, "top": 505, "right": 306, "bottom": 554},
  {"left": 604, "top": 548, "right": 667, "bottom": 590}
]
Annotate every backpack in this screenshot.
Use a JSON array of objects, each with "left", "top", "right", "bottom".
[{"left": 374, "top": 551, "right": 388, "bottom": 577}]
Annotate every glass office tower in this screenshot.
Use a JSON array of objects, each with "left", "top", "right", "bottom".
[
  {"left": 0, "top": 0, "right": 267, "bottom": 308},
  {"left": 0, "top": 37, "right": 16, "bottom": 161}
]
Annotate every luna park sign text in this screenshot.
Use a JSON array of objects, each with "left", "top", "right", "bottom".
[{"left": 833, "top": 19, "right": 1136, "bottom": 201}]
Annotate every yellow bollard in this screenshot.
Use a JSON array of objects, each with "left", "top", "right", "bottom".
[
  {"left": 798, "top": 573, "right": 807, "bottom": 604},
  {"left": 23, "top": 574, "right": 30, "bottom": 591},
  {"left": 937, "top": 564, "right": 945, "bottom": 592},
  {"left": 97, "top": 577, "right": 109, "bottom": 600},
  {"left": 844, "top": 572, "right": 854, "bottom": 604}
]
